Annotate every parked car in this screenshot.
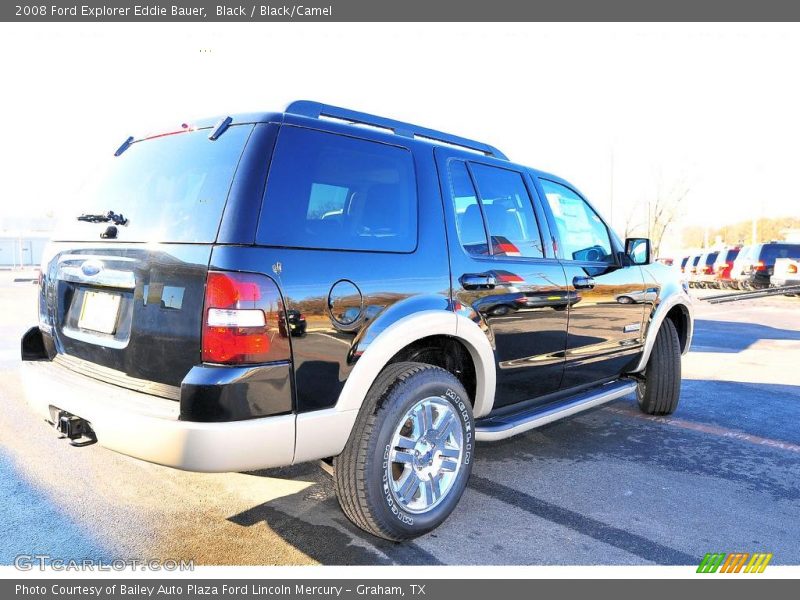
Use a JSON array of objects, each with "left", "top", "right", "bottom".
[
  {"left": 710, "top": 246, "right": 742, "bottom": 289},
  {"left": 20, "top": 101, "right": 693, "bottom": 541},
  {"left": 732, "top": 242, "right": 800, "bottom": 289},
  {"left": 771, "top": 257, "right": 800, "bottom": 294},
  {"left": 615, "top": 287, "right": 659, "bottom": 304},
  {"left": 686, "top": 254, "right": 702, "bottom": 287},
  {"left": 694, "top": 250, "right": 720, "bottom": 288},
  {"left": 729, "top": 245, "right": 754, "bottom": 290},
  {"left": 679, "top": 255, "right": 690, "bottom": 276}
]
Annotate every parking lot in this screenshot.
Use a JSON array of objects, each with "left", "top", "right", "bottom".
[{"left": 0, "top": 272, "right": 798, "bottom": 566}]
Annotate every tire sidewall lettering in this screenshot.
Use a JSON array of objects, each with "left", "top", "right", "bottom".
[{"left": 379, "top": 385, "right": 473, "bottom": 525}]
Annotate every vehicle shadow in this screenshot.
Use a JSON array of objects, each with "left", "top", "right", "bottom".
[
  {"left": 691, "top": 318, "right": 800, "bottom": 353},
  {"left": 229, "top": 463, "right": 442, "bottom": 565},
  {"left": 225, "top": 379, "right": 800, "bottom": 565}
]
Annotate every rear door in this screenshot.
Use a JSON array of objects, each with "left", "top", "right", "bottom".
[
  {"left": 39, "top": 123, "right": 257, "bottom": 397},
  {"left": 436, "top": 150, "right": 569, "bottom": 408},
  {"left": 535, "top": 177, "right": 648, "bottom": 389}
]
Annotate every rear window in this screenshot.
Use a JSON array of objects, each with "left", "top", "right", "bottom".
[
  {"left": 758, "top": 243, "right": 800, "bottom": 263},
  {"left": 716, "top": 248, "right": 740, "bottom": 263},
  {"left": 257, "top": 126, "right": 417, "bottom": 253},
  {"left": 56, "top": 125, "right": 254, "bottom": 243}
]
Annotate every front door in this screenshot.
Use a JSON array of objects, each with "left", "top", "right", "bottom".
[
  {"left": 437, "top": 151, "right": 569, "bottom": 408},
  {"left": 536, "top": 178, "right": 648, "bottom": 389}
]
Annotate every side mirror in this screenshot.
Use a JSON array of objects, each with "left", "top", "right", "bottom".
[{"left": 625, "top": 238, "right": 651, "bottom": 265}]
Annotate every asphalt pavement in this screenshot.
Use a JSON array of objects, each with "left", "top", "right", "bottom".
[{"left": 1, "top": 273, "right": 798, "bottom": 566}]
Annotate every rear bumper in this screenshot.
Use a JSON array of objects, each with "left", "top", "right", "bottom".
[
  {"left": 734, "top": 272, "right": 771, "bottom": 288},
  {"left": 771, "top": 277, "right": 800, "bottom": 288},
  {"left": 20, "top": 359, "right": 296, "bottom": 472}
]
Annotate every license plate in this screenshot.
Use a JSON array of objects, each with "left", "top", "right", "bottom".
[{"left": 78, "top": 290, "right": 121, "bottom": 334}]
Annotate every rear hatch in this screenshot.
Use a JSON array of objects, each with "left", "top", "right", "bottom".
[
  {"left": 39, "top": 123, "right": 255, "bottom": 398},
  {"left": 755, "top": 243, "right": 800, "bottom": 276}
]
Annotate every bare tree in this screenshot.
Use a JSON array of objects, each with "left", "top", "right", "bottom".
[
  {"left": 648, "top": 178, "right": 690, "bottom": 257},
  {"left": 622, "top": 175, "right": 690, "bottom": 257}
]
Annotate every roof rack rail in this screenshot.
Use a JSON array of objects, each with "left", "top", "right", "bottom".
[{"left": 285, "top": 100, "right": 508, "bottom": 160}]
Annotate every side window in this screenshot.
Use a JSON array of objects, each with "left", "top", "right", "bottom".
[
  {"left": 470, "top": 164, "right": 544, "bottom": 258},
  {"left": 540, "top": 179, "right": 613, "bottom": 263},
  {"left": 257, "top": 127, "right": 417, "bottom": 252},
  {"left": 449, "top": 161, "right": 489, "bottom": 256}
]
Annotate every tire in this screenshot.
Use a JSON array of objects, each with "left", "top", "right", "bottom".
[
  {"left": 333, "top": 361, "right": 474, "bottom": 541},
  {"left": 636, "top": 318, "right": 682, "bottom": 415}
]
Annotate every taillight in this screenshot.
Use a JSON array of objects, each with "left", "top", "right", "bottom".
[
  {"left": 201, "top": 271, "right": 290, "bottom": 365},
  {"left": 752, "top": 261, "right": 766, "bottom": 272},
  {"left": 703, "top": 266, "right": 712, "bottom": 274},
  {"left": 788, "top": 264, "right": 799, "bottom": 274}
]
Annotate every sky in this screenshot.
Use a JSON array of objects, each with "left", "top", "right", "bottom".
[{"left": 1, "top": 22, "right": 799, "bottom": 254}]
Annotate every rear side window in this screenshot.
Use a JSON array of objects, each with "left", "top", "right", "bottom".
[
  {"left": 56, "top": 125, "right": 254, "bottom": 243},
  {"left": 447, "top": 160, "right": 544, "bottom": 258},
  {"left": 470, "top": 164, "right": 544, "bottom": 258},
  {"left": 449, "top": 161, "right": 489, "bottom": 256},
  {"left": 258, "top": 127, "right": 417, "bottom": 252}
]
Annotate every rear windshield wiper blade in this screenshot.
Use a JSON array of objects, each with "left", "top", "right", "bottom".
[{"left": 77, "top": 211, "right": 128, "bottom": 226}]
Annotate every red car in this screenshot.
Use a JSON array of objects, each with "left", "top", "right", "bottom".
[{"left": 711, "top": 247, "right": 742, "bottom": 289}]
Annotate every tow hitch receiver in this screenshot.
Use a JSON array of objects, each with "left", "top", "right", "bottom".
[{"left": 53, "top": 410, "right": 97, "bottom": 447}]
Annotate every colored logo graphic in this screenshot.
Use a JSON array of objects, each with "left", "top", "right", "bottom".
[{"left": 697, "top": 552, "right": 772, "bottom": 573}]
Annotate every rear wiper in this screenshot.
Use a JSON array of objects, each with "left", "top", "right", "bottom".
[{"left": 77, "top": 211, "right": 129, "bottom": 226}]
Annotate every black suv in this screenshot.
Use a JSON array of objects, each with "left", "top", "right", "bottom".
[
  {"left": 21, "top": 102, "right": 693, "bottom": 541},
  {"left": 732, "top": 242, "right": 800, "bottom": 289}
]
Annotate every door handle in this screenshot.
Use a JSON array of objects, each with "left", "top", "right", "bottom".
[
  {"left": 573, "top": 276, "right": 596, "bottom": 290},
  {"left": 460, "top": 273, "right": 497, "bottom": 290}
]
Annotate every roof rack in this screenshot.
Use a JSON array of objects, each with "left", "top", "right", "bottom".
[{"left": 285, "top": 100, "right": 508, "bottom": 160}]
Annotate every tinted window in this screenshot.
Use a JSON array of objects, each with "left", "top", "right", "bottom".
[
  {"left": 56, "top": 125, "right": 254, "bottom": 243},
  {"left": 714, "top": 248, "right": 739, "bottom": 266},
  {"left": 470, "top": 164, "right": 544, "bottom": 258},
  {"left": 449, "top": 161, "right": 489, "bottom": 256},
  {"left": 540, "top": 179, "right": 613, "bottom": 263},
  {"left": 759, "top": 243, "right": 800, "bottom": 263},
  {"left": 258, "top": 127, "right": 417, "bottom": 252}
]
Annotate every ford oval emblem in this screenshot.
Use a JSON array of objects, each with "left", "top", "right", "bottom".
[{"left": 80, "top": 260, "right": 103, "bottom": 277}]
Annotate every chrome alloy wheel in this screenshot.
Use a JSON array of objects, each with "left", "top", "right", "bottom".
[{"left": 386, "top": 396, "right": 464, "bottom": 514}]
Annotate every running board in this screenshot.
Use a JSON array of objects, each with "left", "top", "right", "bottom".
[{"left": 475, "top": 379, "right": 637, "bottom": 441}]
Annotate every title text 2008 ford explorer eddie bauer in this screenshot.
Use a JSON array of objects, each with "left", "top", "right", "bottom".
[{"left": 21, "top": 102, "right": 693, "bottom": 541}]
